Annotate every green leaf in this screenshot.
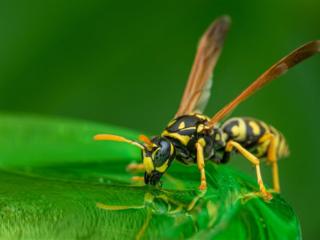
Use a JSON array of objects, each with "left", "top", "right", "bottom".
[
  {"left": 0, "top": 114, "right": 301, "bottom": 239},
  {"left": 0, "top": 113, "right": 141, "bottom": 168}
]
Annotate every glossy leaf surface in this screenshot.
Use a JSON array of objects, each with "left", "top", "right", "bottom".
[{"left": 0, "top": 114, "right": 301, "bottom": 239}]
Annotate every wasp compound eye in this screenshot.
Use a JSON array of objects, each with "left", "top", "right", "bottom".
[{"left": 153, "top": 142, "right": 170, "bottom": 166}]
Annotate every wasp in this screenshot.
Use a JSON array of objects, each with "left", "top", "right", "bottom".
[{"left": 94, "top": 16, "right": 319, "bottom": 199}]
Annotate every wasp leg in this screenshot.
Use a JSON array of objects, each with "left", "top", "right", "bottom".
[
  {"left": 127, "top": 163, "right": 145, "bottom": 172},
  {"left": 127, "top": 163, "right": 145, "bottom": 183},
  {"left": 270, "top": 159, "right": 280, "bottom": 193},
  {"left": 195, "top": 142, "right": 207, "bottom": 191},
  {"left": 259, "top": 133, "right": 280, "bottom": 193},
  {"left": 226, "top": 140, "right": 272, "bottom": 200},
  {"left": 187, "top": 190, "right": 206, "bottom": 211},
  {"left": 131, "top": 176, "right": 145, "bottom": 182}
]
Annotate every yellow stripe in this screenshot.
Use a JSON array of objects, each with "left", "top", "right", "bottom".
[
  {"left": 155, "top": 160, "right": 169, "bottom": 173},
  {"left": 143, "top": 156, "right": 154, "bottom": 173},
  {"left": 181, "top": 127, "right": 196, "bottom": 131},
  {"left": 170, "top": 143, "right": 174, "bottom": 155},
  {"left": 248, "top": 121, "right": 261, "bottom": 136},
  {"left": 197, "top": 124, "right": 205, "bottom": 133},
  {"left": 194, "top": 113, "right": 210, "bottom": 121},
  {"left": 234, "top": 118, "right": 247, "bottom": 142},
  {"left": 178, "top": 121, "right": 186, "bottom": 129},
  {"left": 161, "top": 130, "right": 190, "bottom": 146},
  {"left": 167, "top": 119, "right": 177, "bottom": 127}
]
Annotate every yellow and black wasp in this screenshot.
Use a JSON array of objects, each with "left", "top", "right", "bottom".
[{"left": 94, "top": 16, "right": 319, "bottom": 199}]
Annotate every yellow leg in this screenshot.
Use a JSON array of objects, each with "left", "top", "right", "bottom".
[
  {"left": 127, "top": 163, "right": 145, "bottom": 172},
  {"left": 259, "top": 133, "right": 281, "bottom": 193},
  {"left": 187, "top": 190, "right": 206, "bottom": 211},
  {"left": 226, "top": 140, "right": 272, "bottom": 200},
  {"left": 131, "top": 176, "right": 144, "bottom": 182},
  {"left": 195, "top": 142, "right": 207, "bottom": 191},
  {"left": 127, "top": 163, "right": 145, "bottom": 183},
  {"left": 271, "top": 161, "right": 280, "bottom": 193}
]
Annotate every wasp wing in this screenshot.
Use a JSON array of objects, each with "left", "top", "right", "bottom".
[
  {"left": 175, "top": 16, "right": 231, "bottom": 117},
  {"left": 208, "top": 40, "right": 320, "bottom": 127}
]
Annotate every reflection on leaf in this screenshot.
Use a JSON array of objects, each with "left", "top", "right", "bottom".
[{"left": 0, "top": 114, "right": 300, "bottom": 239}]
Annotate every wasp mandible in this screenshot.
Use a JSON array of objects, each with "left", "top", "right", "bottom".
[{"left": 94, "top": 16, "right": 319, "bottom": 200}]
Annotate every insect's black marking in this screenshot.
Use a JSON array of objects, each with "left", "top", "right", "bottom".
[
  {"left": 162, "top": 114, "right": 214, "bottom": 165},
  {"left": 166, "top": 115, "right": 204, "bottom": 133},
  {"left": 222, "top": 119, "right": 239, "bottom": 140},
  {"left": 247, "top": 119, "right": 265, "bottom": 141}
]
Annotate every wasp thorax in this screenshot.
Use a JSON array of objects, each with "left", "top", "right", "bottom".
[{"left": 143, "top": 136, "right": 175, "bottom": 185}]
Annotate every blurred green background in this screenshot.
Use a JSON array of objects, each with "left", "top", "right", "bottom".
[{"left": 0, "top": 0, "right": 319, "bottom": 239}]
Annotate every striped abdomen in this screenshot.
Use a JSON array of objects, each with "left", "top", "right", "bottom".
[{"left": 221, "top": 117, "right": 289, "bottom": 159}]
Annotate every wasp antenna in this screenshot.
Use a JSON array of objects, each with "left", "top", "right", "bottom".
[
  {"left": 94, "top": 134, "right": 145, "bottom": 150},
  {"left": 138, "top": 134, "right": 153, "bottom": 148},
  {"left": 94, "top": 134, "right": 128, "bottom": 142}
]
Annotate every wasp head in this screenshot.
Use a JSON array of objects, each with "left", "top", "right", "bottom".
[
  {"left": 93, "top": 133, "right": 175, "bottom": 186},
  {"left": 142, "top": 136, "right": 175, "bottom": 186}
]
